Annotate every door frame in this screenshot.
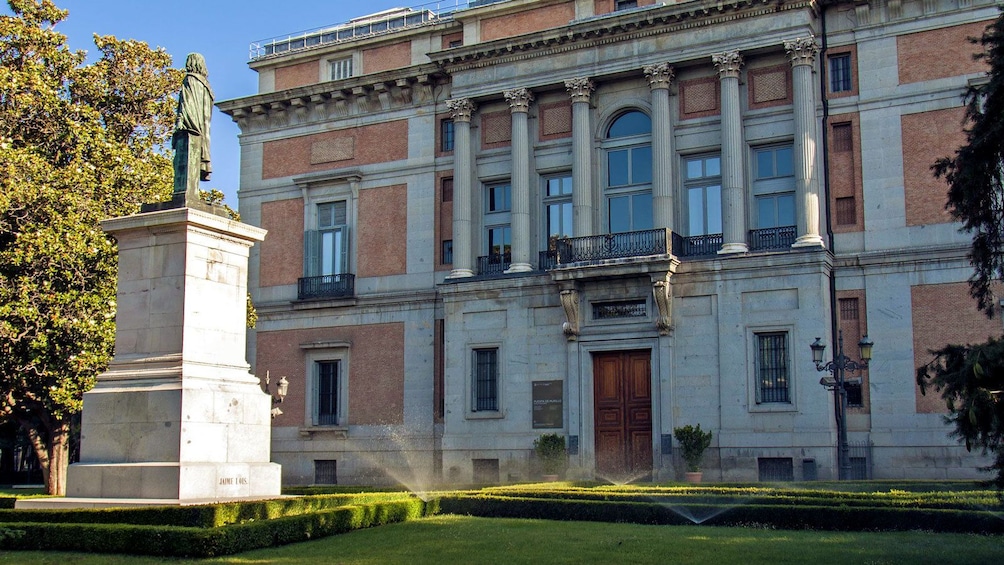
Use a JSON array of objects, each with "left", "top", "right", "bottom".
[{"left": 570, "top": 337, "right": 668, "bottom": 479}]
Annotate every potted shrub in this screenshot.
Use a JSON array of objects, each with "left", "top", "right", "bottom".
[
  {"left": 673, "top": 424, "right": 713, "bottom": 483},
  {"left": 533, "top": 433, "right": 567, "bottom": 481}
]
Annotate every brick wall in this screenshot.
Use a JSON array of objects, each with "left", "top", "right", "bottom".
[
  {"left": 274, "top": 60, "right": 318, "bottom": 90},
  {"left": 481, "top": 110, "right": 512, "bottom": 149},
  {"left": 898, "top": 20, "right": 992, "bottom": 84},
  {"left": 262, "top": 120, "right": 408, "bottom": 179},
  {"left": 441, "top": 31, "right": 463, "bottom": 50},
  {"left": 436, "top": 171, "right": 454, "bottom": 271},
  {"left": 678, "top": 76, "right": 720, "bottom": 120},
  {"left": 481, "top": 2, "right": 575, "bottom": 42},
  {"left": 746, "top": 64, "right": 791, "bottom": 111},
  {"left": 257, "top": 322, "right": 406, "bottom": 426},
  {"left": 362, "top": 40, "right": 411, "bottom": 74},
  {"left": 828, "top": 113, "right": 863, "bottom": 233},
  {"left": 539, "top": 99, "right": 572, "bottom": 141},
  {"left": 357, "top": 184, "right": 408, "bottom": 278},
  {"left": 911, "top": 282, "right": 1001, "bottom": 413},
  {"left": 901, "top": 107, "right": 966, "bottom": 227},
  {"left": 259, "top": 198, "right": 304, "bottom": 287}
]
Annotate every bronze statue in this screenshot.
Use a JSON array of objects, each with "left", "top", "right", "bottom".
[{"left": 172, "top": 53, "right": 213, "bottom": 204}]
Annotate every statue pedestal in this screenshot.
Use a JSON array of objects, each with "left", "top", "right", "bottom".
[{"left": 44, "top": 208, "right": 276, "bottom": 505}]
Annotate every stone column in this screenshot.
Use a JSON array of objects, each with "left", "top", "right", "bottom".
[
  {"left": 714, "top": 50, "right": 748, "bottom": 254},
  {"left": 446, "top": 98, "right": 476, "bottom": 278},
  {"left": 785, "top": 36, "right": 825, "bottom": 248},
  {"left": 645, "top": 63, "right": 675, "bottom": 231},
  {"left": 566, "top": 77, "right": 595, "bottom": 238},
  {"left": 505, "top": 88, "right": 534, "bottom": 273}
]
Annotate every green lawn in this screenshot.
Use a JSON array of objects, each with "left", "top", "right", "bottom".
[{"left": 2, "top": 514, "right": 1001, "bottom": 564}]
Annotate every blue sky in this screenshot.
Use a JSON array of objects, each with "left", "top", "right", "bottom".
[{"left": 3, "top": 0, "right": 422, "bottom": 207}]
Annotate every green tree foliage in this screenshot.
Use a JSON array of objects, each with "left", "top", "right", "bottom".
[
  {"left": 0, "top": 0, "right": 180, "bottom": 495},
  {"left": 933, "top": 10, "right": 1004, "bottom": 317},
  {"left": 917, "top": 339, "right": 1004, "bottom": 491}
]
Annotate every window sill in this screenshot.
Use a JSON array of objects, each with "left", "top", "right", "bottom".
[
  {"left": 749, "top": 403, "right": 797, "bottom": 413},
  {"left": 466, "top": 410, "right": 504, "bottom": 420},
  {"left": 298, "top": 426, "right": 349, "bottom": 438}
]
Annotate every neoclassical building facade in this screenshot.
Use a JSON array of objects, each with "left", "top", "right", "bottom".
[{"left": 220, "top": 0, "right": 1000, "bottom": 485}]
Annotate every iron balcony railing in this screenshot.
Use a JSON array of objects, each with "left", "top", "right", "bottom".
[
  {"left": 297, "top": 273, "right": 355, "bottom": 300},
  {"left": 477, "top": 252, "right": 511, "bottom": 275},
  {"left": 671, "top": 232, "right": 723, "bottom": 259},
  {"left": 553, "top": 228, "right": 672, "bottom": 264},
  {"left": 748, "top": 225, "right": 797, "bottom": 252},
  {"left": 249, "top": 1, "right": 511, "bottom": 59}
]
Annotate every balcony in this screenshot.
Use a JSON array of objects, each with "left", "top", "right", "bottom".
[
  {"left": 477, "top": 252, "right": 511, "bottom": 275},
  {"left": 748, "top": 226, "right": 797, "bottom": 252},
  {"left": 297, "top": 273, "right": 355, "bottom": 300},
  {"left": 553, "top": 228, "right": 672, "bottom": 264},
  {"left": 671, "top": 232, "right": 722, "bottom": 259}
]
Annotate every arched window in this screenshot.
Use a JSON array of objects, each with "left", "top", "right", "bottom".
[{"left": 604, "top": 111, "right": 653, "bottom": 233}]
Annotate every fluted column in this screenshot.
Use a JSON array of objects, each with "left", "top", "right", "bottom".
[
  {"left": 446, "top": 98, "right": 476, "bottom": 278},
  {"left": 714, "top": 50, "right": 748, "bottom": 255},
  {"left": 504, "top": 87, "right": 534, "bottom": 273},
  {"left": 785, "top": 36, "right": 825, "bottom": 248},
  {"left": 645, "top": 63, "right": 675, "bottom": 231},
  {"left": 566, "top": 77, "right": 595, "bottom": 238}
]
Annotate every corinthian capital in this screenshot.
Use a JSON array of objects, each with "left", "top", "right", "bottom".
[
  {"left": 504, "top": 87, "right": 534, "bottom": 113},
  {"left": 564, "top": 77, "right": 595, "bottom": 103},
  {"left": 784, "top": 36, "right": 820, "bottom": 67},
  {"left": 446, "top": 98, "right": 476, "bottom": 123},
  {"left": 643, "top": 63, "right": 675, "bottom": 90},
  {"left": 712, "top": 51, "right": 743, "bottom": 79}
]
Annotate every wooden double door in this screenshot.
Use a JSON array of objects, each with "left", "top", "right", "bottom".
[{"left": 593, "top": 350, "right": 653, "bottom": 479}]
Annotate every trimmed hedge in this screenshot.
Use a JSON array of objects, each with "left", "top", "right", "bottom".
[
  {"left": 0, "top": 491, "right": 413, "bottom": 528},
  {"left": 439, "top": 494, "right": 1004, "bottom": 534},
  {"left": 0, "top": 497, "right": 437, "bottom": 557},
  {"left": 0, "top": 498, "right": 15, "bottom": 509}
]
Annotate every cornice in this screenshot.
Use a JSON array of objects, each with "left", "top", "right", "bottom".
[
  {"left": 217, "top": 63, "right": 448, "bottom": 134},
  {"left": 431, "top": 0, "right": 818, "bottom": 73}
]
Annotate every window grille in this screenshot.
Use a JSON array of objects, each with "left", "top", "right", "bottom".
[
  {"left": 846, "top": 381, "right": 864, "bottom": 407},
  {"left": 835, "top": 197, "right": 856, "bottom": 226},
  {"left": 442, "top": 177, "right": 454, "bottom": 202},
  {"left": 314, "top": 460, "right": 337, "bottom": 485},
  {"left": 756, "top": 332, "right": 790, "bottom": 403},
  {"left": 839, "top": 298, "right": 859, "bottom": 321},
  {"left": 757, "top": 457, "right": 794, "bottom": 481},
  {"left": 316, "top": 361, "right": 339, "bottom": 425},
  {"left": 593, "top": 300, "right": 647, "bottom": 319},
  {"left": 832, "top": 123, "right": 852, "bottom": 152},
  {"left": 472, "top": 348, "right": 498, "bottom": 412}
]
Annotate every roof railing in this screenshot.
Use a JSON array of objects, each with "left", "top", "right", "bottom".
[{"left": 248, "top": 0, "right": 511, "bottom": 60}]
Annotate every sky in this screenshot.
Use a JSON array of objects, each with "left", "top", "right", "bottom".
[{"left": 2, "top": 0, "right": 429, "bottom": 207}]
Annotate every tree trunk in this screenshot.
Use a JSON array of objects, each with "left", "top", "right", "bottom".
[{"left": 23, "top": 417, "right": 70, "bottom": 496}]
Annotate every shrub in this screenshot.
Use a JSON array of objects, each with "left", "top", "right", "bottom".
[{"left": 673, "top": 424, "right": 713, "bottom": 472}]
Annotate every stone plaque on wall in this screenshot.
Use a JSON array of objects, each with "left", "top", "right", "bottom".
[{"left": 532, "top": 380, "right": 563, "bottom": 429}]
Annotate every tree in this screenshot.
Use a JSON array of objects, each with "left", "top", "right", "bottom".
[
  {"left": 917, "top": 339, "right": 1004, "bottom": 491},
  {"left": 0, "top": 0, "right": 179, "bottom": 495},
  {"left": 921, "top": 10, "right": 1004, "bottom": 491},
  {"left": 933, "top": 10, "right": 1004, "bottom": 317}
]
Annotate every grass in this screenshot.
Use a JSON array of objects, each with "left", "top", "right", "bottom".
[{"left": 2, "top": 514, "right": 1001, "bottom": 564}]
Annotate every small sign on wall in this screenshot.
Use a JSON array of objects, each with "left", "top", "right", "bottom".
[{"left": 532, "top": 380, "right": 563, "bottom": 429}]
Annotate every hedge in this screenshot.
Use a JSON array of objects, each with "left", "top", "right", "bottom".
[
  {"left": 439, "top": 494, "right": 1004, "bottom": 534},
  {"left": 0, "top": 491, "right": 413, "bottom": 528},
  {"left": 0, "top": 497, "right": 437, "bottom": 557}
]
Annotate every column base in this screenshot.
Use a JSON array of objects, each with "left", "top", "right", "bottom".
[
  {"left": 792, "top": 234, "right": 825, "bottom": 248},
  {"left": 718, "top": 242, "right": 748, "bottom": 255},
  {"left": 447, "top": 268, "right": 474, "bottom": 279},
  {"left": 505, "top": 263, "right": 533, "bottom": 274}
]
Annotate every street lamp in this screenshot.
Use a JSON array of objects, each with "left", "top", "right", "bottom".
[
  {"left": 261, "top": 370, "right": 290, "bottom": 419},
  {"left": 810, "top": 331, "right": 873, "bottom": 480}
]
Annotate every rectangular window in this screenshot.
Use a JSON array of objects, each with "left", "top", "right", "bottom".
[
  {"left": 304, "top": 202, "right": 349, "bottom": 278},
  {"left": 485, "top": 183, "right": 511, "bottom": 213},
  {"left": 441, "top": 239, "right": 453, "bottom": 265},
  {"left": 483, "top": 182, "right": 512, "bottom": 264},
  {"left": 615, "top": 0, "right": 639, "bottom": 10},
  {"left": 441, "top": 119, "right": 455, "bottom": 152},
  {"left": 544, "top": 174, "right": 573, "bottom": 243},
  {"left": 846, "top": 380, "right": 864, "bottom": 407},
  {"left": 828, "top": 54, "right": 852, "bottom": 93},
  {"left": 753, "top": 145, "right": 796, "bottom": 229},
  {"left": 684, "top": 154, "right": 722, "bottom": 236},
  {"left": 835, "top": 197, "right": 856, "bottom": 226},
  {"left": 756, "top": 332, "right": 790, "bottom": 403},
  {"left": 330, "top": 57, "right": 353, "bottom": 80},
  {"left": 472, "top": 348, "right": 499, "bottom": 412},
  {"left": 442, "top": 177, "right": 454, "bottom": 202},
  {"left": 314, "top": 460, "right": 337, "bottom": 485},
  {"left": 839, "top": 297, "right": 859, "bottom": 321},
  {"left": 316, "top": 360, "right": 340, "bottom": 425}
]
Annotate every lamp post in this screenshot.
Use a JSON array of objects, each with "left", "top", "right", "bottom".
[{"left": 810, "top": 331, "right": 873, "bottom": 480}]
